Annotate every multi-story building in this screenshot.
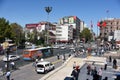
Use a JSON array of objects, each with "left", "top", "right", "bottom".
[
  {"left": 25, "top": 21, "right": 56, "bottom": 44},
  {"left": 59, "top": 16, "right": 82, "bottom": 40},
  {"left": 99, "top": 18, "right": 120, "bottom": 41},
  {"left": 55, "top": 24, "right": 73, "bottom": 43}
]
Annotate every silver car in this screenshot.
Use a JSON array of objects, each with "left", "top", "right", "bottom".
[{"left": 2, "top": 55, "right": 20, "bottom": 61}]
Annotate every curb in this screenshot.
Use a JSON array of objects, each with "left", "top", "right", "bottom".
[{"left": 39, "top": 55, "right": 73, "bottom": 80}]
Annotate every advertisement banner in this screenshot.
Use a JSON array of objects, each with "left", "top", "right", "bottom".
[{"left": 69, "top": 17, "right": 74, "bottom": 23}]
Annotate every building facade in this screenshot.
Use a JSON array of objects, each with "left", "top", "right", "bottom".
[
  {"left": 59, "top": 16, "right": 82, "bottom": 40},
  {"left": 99, "top": 18, "right": 120, "bottom": 41},
  {"left": 25, "top": 22, "right": 56, "bottom": 44},
  {"left": 56, "top": 24, "right": 73, "bottom": 43}
]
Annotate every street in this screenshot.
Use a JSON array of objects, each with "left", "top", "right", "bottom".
[{"left": 0, "top": 47, "right": 72, "bottom": 80}]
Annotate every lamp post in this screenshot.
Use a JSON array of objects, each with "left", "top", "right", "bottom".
[
  {"left": 45, "top": 6, "right": 52, "bottom": 45},
  {"left": 6, "top": 47, "right": 10, "bottom": 71}
]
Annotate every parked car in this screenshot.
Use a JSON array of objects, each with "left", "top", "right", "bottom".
[
  {"left": 2, "top": 55, "right": 20, "bottom": 61},
  {"left": 35, "top": 61, "right": 55, "bottom": 74}
]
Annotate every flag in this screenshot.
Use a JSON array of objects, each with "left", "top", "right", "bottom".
[
  {"left": 97, "top": 21, "right": 100, "bottom": 27},
  {"left": 97, "top": 21, "right": 106, "bottom": 27},
  {"left": 102, "top": 21, "right": 106, "bottom": 27}
]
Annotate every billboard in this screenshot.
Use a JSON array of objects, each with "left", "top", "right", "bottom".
[
  {"left": 26, "top": 24, "right": 39, "bottom": 28},
  {"left": 114, "top": 30, "right": 120, "bottom": 41},
  {"left": 62, "top": 16, "right": 75, "bottom": 24},
  {"left": 69, "top": 17, "right": 74, "bottom": 23}
]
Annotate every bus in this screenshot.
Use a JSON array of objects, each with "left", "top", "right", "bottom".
[{"left": 23, "top": 46, "right": 53, "bottom": 61}]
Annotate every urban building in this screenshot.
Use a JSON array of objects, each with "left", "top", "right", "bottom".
[
  {"left": 59, "top": 16, "right": 83, "bottom": 41},
  {"left": 99, "top": 18, "right": 120, "bottom": 41},
  {"left": 25, "top": 16, "right": 85, "bottom": 44},
  {"left": 25, "top": 21, "right": 56, "bottom": 44},
  {"left": 55, "top": 24, "right": 73, "bottom": 43}
]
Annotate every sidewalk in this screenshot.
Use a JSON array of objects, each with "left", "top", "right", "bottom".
[{"left": 40, "top": 56, "right": 107, "bottom": 80}]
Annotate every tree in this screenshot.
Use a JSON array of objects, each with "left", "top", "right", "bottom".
[
  {"left": 0, "top": 17, "right": 12, "bottom": 42},
  {"left": 79, "top": 28, "right": 92, "bottom": 43},
  {"left": 10, "top": 23, "right": 23, "bottom": 46}
]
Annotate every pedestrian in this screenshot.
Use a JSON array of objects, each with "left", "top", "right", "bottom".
[
  {"left": 98, "top": 68, "right": 102, "bottom": 80},
  {"left": 40, "top": 58, "right": 44, "bottom": 61},
  {"left": 63, "top": 54, "right": 66, "bottom": 60},
  {"left": 57, "top": 54, "right": 60, "bottom": 60},
  {"left": 5, "top": 71, "right": 11, "bottom": 80},
  {"left": 91, "top": 62, "right": 95, "bottom": 75},
  {"left": 62, "top": 54, "right": 65, "bottom": 62},
  {"left": 109, "top": 56, "right": 112, "bottom": 63},
  {"left": 10, "top": 61, "right": 15, "bottom": 70},
  {"left": 5, "top": 64, "right": 7, "bottom": 71},
  {"left": 35, "top": 58, "right": 38, "bottom": 63},
  {"left": 93, "top": 70, "right": 99, "bottom": 80},
  {"left": 76, "top": 65, "right": 80, "bottom": 73},
  {"left": 86, "top": 64, "right": 91, "bottom": 75},
  {"left": 71, "top": 68, "right": 78, "bottom": 80},
  {"left": 113, "top": 59, "right": 117, "bottom": 69},
  {"left": 104, "top": 60, "right": 107, "bottom": 70},
  {"left": 73, "top": 61, "right": 76, "bottom": 69},
  {"left": 103, "top": 77, "right": 108, "bottom": 80}
]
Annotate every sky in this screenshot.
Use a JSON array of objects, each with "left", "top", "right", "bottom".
[{"left": 0, "top": 0, "right": 120, "bottom": 34}]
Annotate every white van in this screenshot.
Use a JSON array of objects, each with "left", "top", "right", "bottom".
[{"left": 35, "top": 61, "right": 55, "bottom": 74}]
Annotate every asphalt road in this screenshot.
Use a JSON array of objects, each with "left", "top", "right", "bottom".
[{"left": 0, "top": 48, "right": 71, "bottom": 80}]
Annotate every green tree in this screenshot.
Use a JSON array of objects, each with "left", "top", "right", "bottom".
[
  {"left": 0, "top": 17, "right": 12, "bottom": 42},
  {"left": 79, "top": 28, "right": 92, "bottom": 42},
  {"left": 10, "top": 23, "right": 23, "bottom": 46}
]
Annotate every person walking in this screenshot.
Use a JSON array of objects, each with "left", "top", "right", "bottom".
[
  {"left": 10, "top": 61, "right": 15, "bottom": 70},
  {"left": 109, "top": 56, "right": 112, "bottom": 63},
  {"left": 86, "top": 64, "right": 91, "bottom": 75},
  {"left": 104, "top": 60, "right": 107, "bottom": 70},
  {"left": 113, "top": 59, "right": 117, "bottom": 69},
  {"left": 57, "top": 54, "right": 60, "bottom": 60},
  {"left": 91, "top": 63, "right": 95, "bottom": 75},
  {"left": 93, "top": 71, "right": 99, "bottom": 80},
  {"left": 98, "top": 68, "right": 102, "bottom": 80},
  {"left": 73, "top": 61, "right": 76, "bottom": 69},
  {"left": 62, "top": 54, "right": 65, "bottom": 63},
  {"left": 5, "top": 71, "right": 11, "bottom": 80},
  {"left": 71, "top": 68, "right": 78, "bottom": 80}
]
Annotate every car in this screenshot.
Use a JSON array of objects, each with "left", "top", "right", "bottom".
[
  {"left": 35, "top": 61, "right": 55, "bottom": 74},
  {"left": 2, "top": 55, "right": 20, "bottom": 61},
  {"left": 60, "top": 46, "right": 66, "bottom": 49}
]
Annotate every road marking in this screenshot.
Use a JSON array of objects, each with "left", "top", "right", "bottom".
[{"left": 52, "top": 59, "right": 62, "bottom": 64}]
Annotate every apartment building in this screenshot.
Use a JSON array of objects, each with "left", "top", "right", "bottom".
[
  {"left": 25, "top": 22, "right": 56, "bottom": 43},
  {"left": 59, "top": 16, "right": 84, "bottom": 42},
  {"left": 99, "top": 18, "right": 120, "bottom": 41},
  {"left": 56, "top": 24, "right": 73, "bottom": 43}
]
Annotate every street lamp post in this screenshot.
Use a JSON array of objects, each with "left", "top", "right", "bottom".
[
  {"left": 6, "top": 47, "right": 10, "bottom": 71},
  {"left": 45, "top": 6, "right": 52, "bottom": 45}
]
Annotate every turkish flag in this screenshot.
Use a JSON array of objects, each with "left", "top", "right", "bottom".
[
  {"left": 102, "top": 22, "right": 106, "bottom": 27},
  {"left": 97, "top": 22, "right": 100, "bottom": 27}
]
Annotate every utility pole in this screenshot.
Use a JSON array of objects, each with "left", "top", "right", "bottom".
[{"left": 45, "top": 6, "right": 52, "bottom": 45}]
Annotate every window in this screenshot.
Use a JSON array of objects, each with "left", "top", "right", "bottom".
[
  {"left": 24, "top": 51, "right": 29, "bottom": 54},
  {"left": 37, "top": 65, "right": 44, "bottom": 68}
]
